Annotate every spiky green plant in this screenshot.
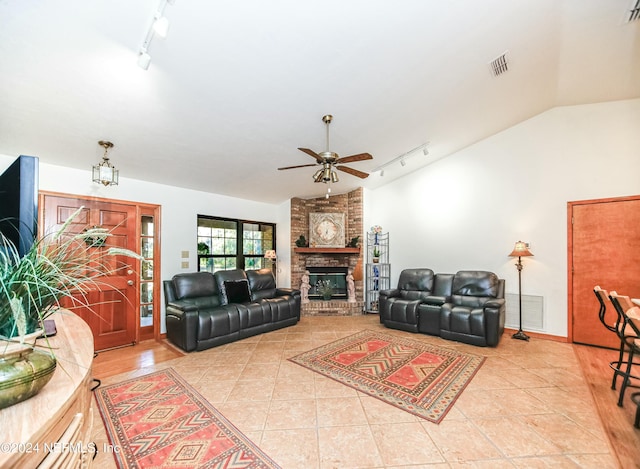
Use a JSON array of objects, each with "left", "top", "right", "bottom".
[
  {"left": 0, "top": 207, "right": 142, "bottom": 341},
  {"left": 315, "top": 279, "right": 334, "bottom": 297}
]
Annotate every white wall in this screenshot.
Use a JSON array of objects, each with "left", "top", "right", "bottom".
[
  {"left": 4, "top": 99, "right": 638, "bottom": 339},
  {"left": 366, "top": 99, "right": 640, "bottom": 339},
  {"left": 0, "top": 156, "right": 290, "bottom": 332}
]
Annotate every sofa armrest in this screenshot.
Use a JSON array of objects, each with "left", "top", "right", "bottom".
[
  {"left": 166, "top": 305, "right": 199, "bottom": 352},
  {"left": 424, "top": 295, "right": 449, "bottom": 306},
  {"left": 276, "top": 288, "right": 300, "bottom": 297},
  {"left": 379, "top": 288, "right": 400, "bottom": 299},
  {"left": 484, "top": 298, "right": 505, "bottom": 310},
  {"left": 168, "top": 296, "right": 220, "bottom": 312},
  {"left": 483, "top": 298, "right": 506, "bottom": 347}
]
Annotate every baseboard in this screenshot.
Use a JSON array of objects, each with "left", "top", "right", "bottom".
[{"left": 503, "top": 328, "right": 569, "bottom": 343}]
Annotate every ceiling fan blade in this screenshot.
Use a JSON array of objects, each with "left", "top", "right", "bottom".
[
  {"left": 336, "top": 152, "right": 373, "bottom": 164},
  {"left": 298, "top": 147, "right": 322, "bottom": 162},
  {"left": 277, "top": 163, "right": 318, "bottom": 170},
  {"left": 336, "top": 165, "right": 369, "bottom": 179}
]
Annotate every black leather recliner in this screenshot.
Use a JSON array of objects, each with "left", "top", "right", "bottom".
[
  {"left": 378, "top": 269, "right": 435, "bottom": 332},
  {"left": 379, "top": 268, "right": 505, "bottom": 347},
  {"left": 440, "top": 270, "right": 505, "bottom": 347},
  {"left": 164, "top": 269, "right": 300, "bottom": 352}
]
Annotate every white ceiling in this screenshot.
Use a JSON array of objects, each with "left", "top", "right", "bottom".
[{"left": 1, "top": 0, "right": 638, "bottom": 204}]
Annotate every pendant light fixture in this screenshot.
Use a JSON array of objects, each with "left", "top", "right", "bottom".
[{"left": 92, "top": 140, "right": 119, "bottom": 186}]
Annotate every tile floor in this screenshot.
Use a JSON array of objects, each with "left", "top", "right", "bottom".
[{"left": 90, "top": 315, "right": 618, "bottom": 468}]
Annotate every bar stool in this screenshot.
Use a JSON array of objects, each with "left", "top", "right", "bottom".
[
  {"left": 593, "top": 286, "right": 627, "bottom": 389},
  {"left": 608, "top": 292, "right": 640, "bottom": 407}
]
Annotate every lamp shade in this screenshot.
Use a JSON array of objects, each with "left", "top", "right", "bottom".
[
  {"left": 509, "top": 241, "right": 533, "bottom": 257},
  {"left": 264, "top": 250, "right": 277, "bottom": 260}
]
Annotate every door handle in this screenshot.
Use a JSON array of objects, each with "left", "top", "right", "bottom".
[{"left": 127, "top": 280, "right": 134, "bottom": 286}]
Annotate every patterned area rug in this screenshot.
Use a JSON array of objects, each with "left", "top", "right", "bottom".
[
  {"left": 289, "top": 330, "right": 484, "bottom": 423},
  {"left": 95, "top": 368, "right": 281, "bottom": 469}
]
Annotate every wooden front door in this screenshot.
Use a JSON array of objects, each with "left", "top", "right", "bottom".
[
  {"left": 569, "top": 196, "right": 640, "bottom": 348},
  {"left": 41, "top": 194, "right": 139, "bottom": 351}
]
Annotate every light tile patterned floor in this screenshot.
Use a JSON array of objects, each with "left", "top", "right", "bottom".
[{"left": 90, "top": 315, "right": 617, "bottom": 468}]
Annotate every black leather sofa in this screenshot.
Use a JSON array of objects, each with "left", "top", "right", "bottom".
[
  {"left": 379, "top": 269, "right": 505, "bottom": 347},
  {"left": 164, "top": 269, "right": 301, "bottom": 352}
]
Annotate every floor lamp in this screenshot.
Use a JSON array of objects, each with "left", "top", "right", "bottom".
[{"left": 508, "top": 241, "right": 533, "bottom": 341}]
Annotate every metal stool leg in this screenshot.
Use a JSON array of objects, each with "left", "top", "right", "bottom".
[
  {"left": 632, "top": 393, "right": 640, "bottom": 429},
  {"left": 618, "top": 345, "right": 635, "bottom": 406}
]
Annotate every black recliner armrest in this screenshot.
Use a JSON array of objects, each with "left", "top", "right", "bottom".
[
  {"left": 276, "top": 288, "right": 300, "bottom": 297},
  {"left": 166, "top": 306, "right": 199, "bottom": 352},
  {"left": 484, "top": 298, "right": 505, "bottom": 309},
  {"left": 379, "top": 288, "right": 400, "bottom": 298},
  {"left": 168, "top": 296, "right": 221, "bottom": 312},
  {"left": 424, "top": 295, "right": 449, "bottom": 306}
]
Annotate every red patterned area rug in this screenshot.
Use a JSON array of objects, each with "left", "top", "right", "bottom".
[
  {"left": 289, "top": 330, "right": 485, "bottom": 423},
  {"left": 95, "top": 368, "right": 281, "bottom": 469}
]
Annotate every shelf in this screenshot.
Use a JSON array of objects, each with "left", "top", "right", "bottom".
[{"left": 294, "top": 247, "right": 360, "bottom": 254}]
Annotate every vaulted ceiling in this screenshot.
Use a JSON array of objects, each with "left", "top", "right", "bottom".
[{"left": 1, "top": 0, "right": 638, "bottom": 203}]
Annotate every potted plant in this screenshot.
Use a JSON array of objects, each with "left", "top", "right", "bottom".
[
  {"left": 316, "top": 279, "right": 334, "bottom": 301},
  {"left": 372, "top": 246, "right": 380, "bottom": 263},
  {"left": 0, "top": 207, "right": 141, "bottom": 409},
  {"left": 295, "top": 235, "right": 308, "bottom": 248}
]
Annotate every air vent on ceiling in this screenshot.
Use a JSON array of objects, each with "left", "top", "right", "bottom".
[
  {"left": 628, "top": 0, "right": 640, "bottom": 22},
  {"left": 489, "top": 51, "right": 509, "bottom": 77}
]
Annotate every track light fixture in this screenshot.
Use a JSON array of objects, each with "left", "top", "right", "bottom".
[
  {"left": 153, "top": 15, "right": 170, "bottom": 38},
  {"left": 372, "top": 142, "right": 430, "bottom": 176},
  {"left": 137, "top": 0, "right": 175, "bottom": 70}
]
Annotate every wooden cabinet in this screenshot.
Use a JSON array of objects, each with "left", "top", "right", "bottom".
[{"left": 0, "top": 312, "right": 94, "bottom": 468}]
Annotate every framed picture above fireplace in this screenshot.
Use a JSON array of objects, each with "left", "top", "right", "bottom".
[{"left": 309, "top": 212, "right": 345, "bottom": 248}]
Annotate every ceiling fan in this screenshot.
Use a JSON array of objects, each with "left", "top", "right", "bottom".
[{"left": 278, "top": 115, "right": 373, "bottom": 183}]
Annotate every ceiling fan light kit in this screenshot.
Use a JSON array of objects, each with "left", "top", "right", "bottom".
[{"left": 278, "top": 114, "right": 373, "bottom": 190}]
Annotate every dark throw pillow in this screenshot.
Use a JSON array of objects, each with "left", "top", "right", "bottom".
[{"left": 224, "top": 280, "right": 251, "bottom": 304}]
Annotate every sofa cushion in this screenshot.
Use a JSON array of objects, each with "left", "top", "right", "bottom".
[
  {"left": 224, "top": 280, "right": 251, "bottom": 304},
  {"left": 214, "top": 269, "right": 249, "bottom": 305},
  {"left": 397, "top": 268, "right": 434, "bottom": 301},
  {"left": 246, "top": 269, "right": 277, "bottom": 300},
  {"left": 172, "top": 272, "right": 218, "bottom": 300},
  {"left": 452, "top": 271, "right": 499, "bottom": 297}
]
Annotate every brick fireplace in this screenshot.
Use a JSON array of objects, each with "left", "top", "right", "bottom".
[{"left": 290, "top": 187, "right": 364, "bottom": 315}]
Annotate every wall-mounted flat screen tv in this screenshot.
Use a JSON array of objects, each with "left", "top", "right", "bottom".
[{"left": 0, "top": 155, "right": 39, "bottom": 257}]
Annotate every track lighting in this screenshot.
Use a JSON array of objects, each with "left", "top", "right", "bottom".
[
  {"left": 372, "top": 142, "right": 430, "bottom": 175},
  {"left": 153, "top": 15, "right": 169, "bottom": 38},
  {"left": 137, "top": 49, "right": 151, "bottom": 70},
  {"left": 137, "top": 0, "right": 174, "bottom": 70}
]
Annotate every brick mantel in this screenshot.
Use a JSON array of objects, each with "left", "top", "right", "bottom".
[
  {"left": 294, "top": 247, "right": 360, "bottom": 254},
  {"left": 290, "top": 188, "right": 364, "bottom": 311}
]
